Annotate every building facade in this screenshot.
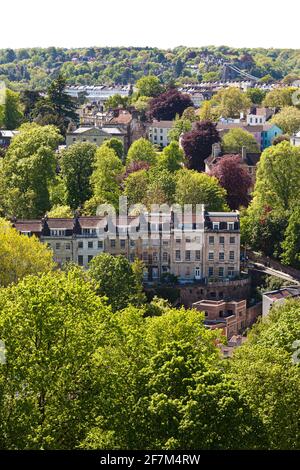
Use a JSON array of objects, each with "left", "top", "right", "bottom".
[
  {"left": 13, "top": 208, "right": 240, "bottom": 284},
  {"left": 66, "top": 126, "right": 127, "bottom": 148},
  {"left": 146, "top": 121, "right": 173, "bottom": 148}
]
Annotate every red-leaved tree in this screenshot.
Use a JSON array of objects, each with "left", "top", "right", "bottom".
[
  {"left": 181, "top": 120, "right": 220, "bottom": 172},
  {"left": 210, "top": 154, "right": 252, "bottom": 209},
  {"left": 149, "top": 88, "right": 193, "bottom": 121}
]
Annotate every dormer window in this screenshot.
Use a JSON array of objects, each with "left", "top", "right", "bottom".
[
  {"left": 50, "top": 229, "right": 66, "bottom": 237},
  {"left": 213, "top": 222, "right": 219, "bottom": 230}
]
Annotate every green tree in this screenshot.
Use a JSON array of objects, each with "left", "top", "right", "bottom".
[
  {"left": 0, "top": 218, "right": 54, "bottom": 287},
  {"left": 136, "top": 75, "right": 162, "bottom": 97},
  {"left": 103, "top": 138, "right": 124, "bottom": 159},
  {"left": 281, "top": 207, "right": 300, "bottom": 268},
  {"left": 0, "top": 89, "right": 24, "bottom": 129},
  {"left": 212, "top": 87, "right": 251, "bottom": 118},
  {"left": 124, "top": 169, "right": 149, "bottom": 206},
  {"left": 156, "top": 141, "right": 185, "bottom": 172},
  {"left": 246, "top": 88, "right": 266, "bottom": 105},
  {"left": 0, "top": 123, "right": 62, "bottom": 218},
  {"left": 126, "top": 138, "right": 157, "bottom": 165},
  {"left": 47, "top": 74, "right": 78, "bottom": 126},
  {"left": 175, "top": 169, "right": 228, "bottom": 210},
  {"left": 89, "top": 253, "right": 145, "bottom": 312},
  {"left": 168, "top": 116, "right": 192, "bottom": 142},
  {"left": 47, "top": 204, "right": 73, "bottom": 218},
  {"left": 262, "top": 87, "right": 296, "bottom": 108},
  {"left": 222, "top": 128, "right": 260, "bottom": 154},
  {"left": 0, "top": 270, "right": 111, "bottom": 449},
  {"left": 270, "top": 106, "right": 300, "bottom": 135},
  {"left": 87, "top": 145, "right": 124, "bottom": 211},
  {"left": 60, "top": 142, "right": 97, "bottom": 209}
]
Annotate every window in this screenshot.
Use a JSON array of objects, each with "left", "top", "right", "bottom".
[
  {"left": 208, "top": 251, "right": 214, "bottom": 260},
  {"left": 228, "top": 266, "right": 234, "bottom": 277},
  {"left": 130, "top": 240, "right": 135, "bottom": 247},
  {"left": 142, "top": 252, "right": 148, "bottom": 261},
  {"left": 98, "top": 240, "right": 103, "bottom": 249},
  {"left": 163, "top": 252, "right": 168, "bottom": 262},
  {"left": 65, "top": 243, "right": 71, "bottom": 250},
  {"left": 163, "top": 240, "right": 169, "bottom": 246},
  {"left": 185, "top": 237, "right": 191, "bottom": 243},
  {"left": 175, "top": 250, "right": 181, "bottom": 261},
  {"left": 218, "top": 267, "right": 224, "bottom": 277},
  {"left": 213, "top": 222, "right": 219, "bottom": 230},
  {"left": 55, "top": 243, "right": 61, "bottom": 250},
  {"left": 230, "top": 236, "right": 235, "bottom": 244},
  {"left": 153, "top": 252, "right": 158, "bottom": 262},
  {"left": 50, "top": 229, "right": 65, "bottom": 237},
  {"left": 176, "top": 238, "right": 181, "bottom": 244},
  {"left": 195, "top": 250, "right": 201, "bottom": 260},
  {"left": 229, "top": 251, "right": 235, "bottom": 261},
  {"left": 66, "top": 257, "right": 71, "bottom": 262},
  {"left": 129, "top": 253, "right": 135, "bottom": 262},
  {"left": 185, "top": 267, "right": 191, "bottom": 276},
  {"left": 208, "top": 266, "right": 214, "bottom": 277},
  {"left": 120, "top": 239, "right": 126, "bottom": 248},
  {"left": 219, "top": 236, "right": 225, "bottom": 244},
  {"left": 88, "top": 241, "right": 93, "bottom": 249},
  {"left": 78, "top": 241, "right": 83, "bottom": 249},
  {"left": 78, "top": 255, "right": 84, "bottom": 266},
  {"left": 228, "top": 223, "right": 234, "bottom": 230},
  {"left": 219, "top": 252, "right": 225, "bottom": 261},
  {"left": 185, "top": 250, "right": 191, "bottom": 261},
  {"left": 88, "top": 255, "right": 93, "bottom": 263},
  {"left": 209, "top": 236, "right": 214, "bottom": 245},
  {"left": 110, "top": 239, "right": 116, "bottom": 248}
]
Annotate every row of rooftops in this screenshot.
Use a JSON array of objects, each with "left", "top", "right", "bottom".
[{"left": 12, "top": 212, "right": 240, "bottom": 237}]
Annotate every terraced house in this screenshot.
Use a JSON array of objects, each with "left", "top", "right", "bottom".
[{"left": 13, "top": 207, "right": 240, "bottom": 284}]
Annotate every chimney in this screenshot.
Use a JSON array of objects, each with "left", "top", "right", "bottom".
[
  {"left": 241, "top": 146, "right": 247, "bottom": 162},
  {"left": 212, "top": 143, "right": 221, "bottom": 158}
]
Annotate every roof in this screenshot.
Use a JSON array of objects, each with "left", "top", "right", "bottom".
[
  {"left": 0, "top": 130, "right": 19, "bottom": 138},
  {"left": 146, "top": 121, "right": 174, "bottom": 129},
  {"left": 264, "top": 287, "right": 300, "bottom": 301}
]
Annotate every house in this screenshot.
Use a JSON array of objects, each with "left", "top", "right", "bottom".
[
  {"left": 145, "top": 121, "right": 173, "bottom": 148},
  {"left": 216, "top": 122, "right": 283, "bottom": 150},
  {"left": 262, "top": 287, "right": 300, "bottom": 317},
  {"left": 291, "top": 131, "right": 300, "bottom": 147},
  {"left": 65, "top": 85, "right": 131, "bottom": 105},
  {"left": 13, "top": 207, "right": 241, "bottom": 284},
  {"left": 0, "top": 130, "right": 19, "bottom": 149},
  {"left": 192, "top": 299, "right": 247, "bottom": 339},
  {"left": 246, "top": 107, "right": 274, "bottom": 126},
  {"left": 66, "top": 126, "right": 127, "bottom": 149}
]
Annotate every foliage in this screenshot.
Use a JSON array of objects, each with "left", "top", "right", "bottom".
[
  {"left": 0, "top": 218, "right": 54, "bottom": 287},
  {"left": 211, "top": 87, "right": 251, "bottom": 118},
  {"left": 0, "top": 89, "right": 23, "bottom": 129},
  {"left": 136, "top": 75, "right": 163, "bottom": 97},
  {"left": 47, "top": 205, "right": 73, "bottom": 218},
  {"left": 89, "top": 253, "right": 146, "bottom": 311},
  {"left": 222, "top": 128, "right": 260, "bottom": 154},
  {"left": 156, "top": 141, "right": 185, "bottom": 172},
  {"left": 126, "top": 138, "right": 156, "bottom": 165},
  {"left": 246, "top": 88, "right": 266, "bottom": 105},
  {"left": 262, "top": 87, "right": 296, "bottom": 108},
  {"left": 281, "top": 207, "right": 300, "bottom": 269},
  {"left": 168, "top": 116, "right": 192, "bottom": 142},
  {"left": 210, "top": 155, "right": 252, "bottom": 209},
  {"left": 149, "top": 89, "right": 193, "bottom": 121},
  {"left": 103, "top": 138, "right": 124, "bottom": 159},
  {"left": 181, "top": 120, "right": 220, "bottom": 171},
  {"left": 175, "top": 169, "right": 228, "bottom": 211},
  {"left": 0, "top": 123, "right": 62, "bottom": 218},
  {"left": 60, "top": 142, "right": 97, "bottom": 209},
  {"left": 270, "top": 106, "right": 300, "bottom": 135}
]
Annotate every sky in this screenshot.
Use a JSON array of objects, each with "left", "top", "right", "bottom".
[{"left": 0, "top": 0, "right": 299, "bottom": 50}]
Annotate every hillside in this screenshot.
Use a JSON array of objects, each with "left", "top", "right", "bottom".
[{"left": 0, "top": 46, "right": 300, "bottom": 90}]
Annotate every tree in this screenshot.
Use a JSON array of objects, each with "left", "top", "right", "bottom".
[
  {"left": 126, "top": 138, "right": 157, "bottom": 165},
  {"left": 103, "top": 138, "right": 124, "bottom": 159},
  {"left": 281, "top": 207, "right": 300, "bottom": 268},
  {"left": 124, "top": 170, "right": 149, "bottom": 206},
  {"left": 198, "top": 100, "right": 219, "bottom": 121},
  {"left": 156, "top": 141, "right": 185, "bottom": 172},
  {"left": 0, "top": 89, "right": 23, "bottom": 129},
  {"left": 262, "top": 87, "right": 296, "bottom": 108},
  {"left": 104, "top": 94, "right": 129, "bottom": 110},
  {"left": 222, "top": 128, "right": 259, "bottom": 154},
  {"left": 181, "top": 121, "right": 220, "bottom": 171},
  {"left": 89, "top": 253, "right": 145, "bottom": 312},
  {"left": 210, "top": 155, "right": 252, "bottom": 209},
  {"left": 211, "top": 87, "right": 251, "bottom": 118},
  {"left": 60, "top": 142, "right": 97, "bottom": 209},
  {"left": 20, "top": 90, "right": 41, "bottom": 120},
  {"left": 270, "top": 106, "right": 300, "bottom": 135},
  {"left": 230, "top": 300, "right": 300, "bottom": 449},
  {"left": 168, "top": 116, "right": 192, "bottom": 142},
  {"left": 149, "top": 89, "right": 193, "bottom": 121},
  {"left": 0, "top": 270, "right": 111, "bottom": 449},
  {"left": 0, "top": 123, "right": 62, "bottom": 218},
  {"left": 136, "top": 76, "right": 162, "bottom": 97},
  {"left": 146, "top": 169, "right": 176, "bottom": 206},
  {"left": 182, "top": 107, "right": 199, "bottom": 122},
  {"left": 250, "top": 141, "right": 300, "bottom": 215},
  {"left": 47, "top": 204, "right": 73, "bottom": 218},
  {"left": 87, "top": 146, "right": 124, "bottom": 211},
  {"left": 246, "top": 88, "right": 266, "bottom": 105},
  {"left": 0, "top": 218, "right": 54, "bottom": 287},
  {"left": 175, "top": 169, "right": 228, "bottom": 210},
  {"left": 47, "top": 74, "right": 78, "bottom": 125}
]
